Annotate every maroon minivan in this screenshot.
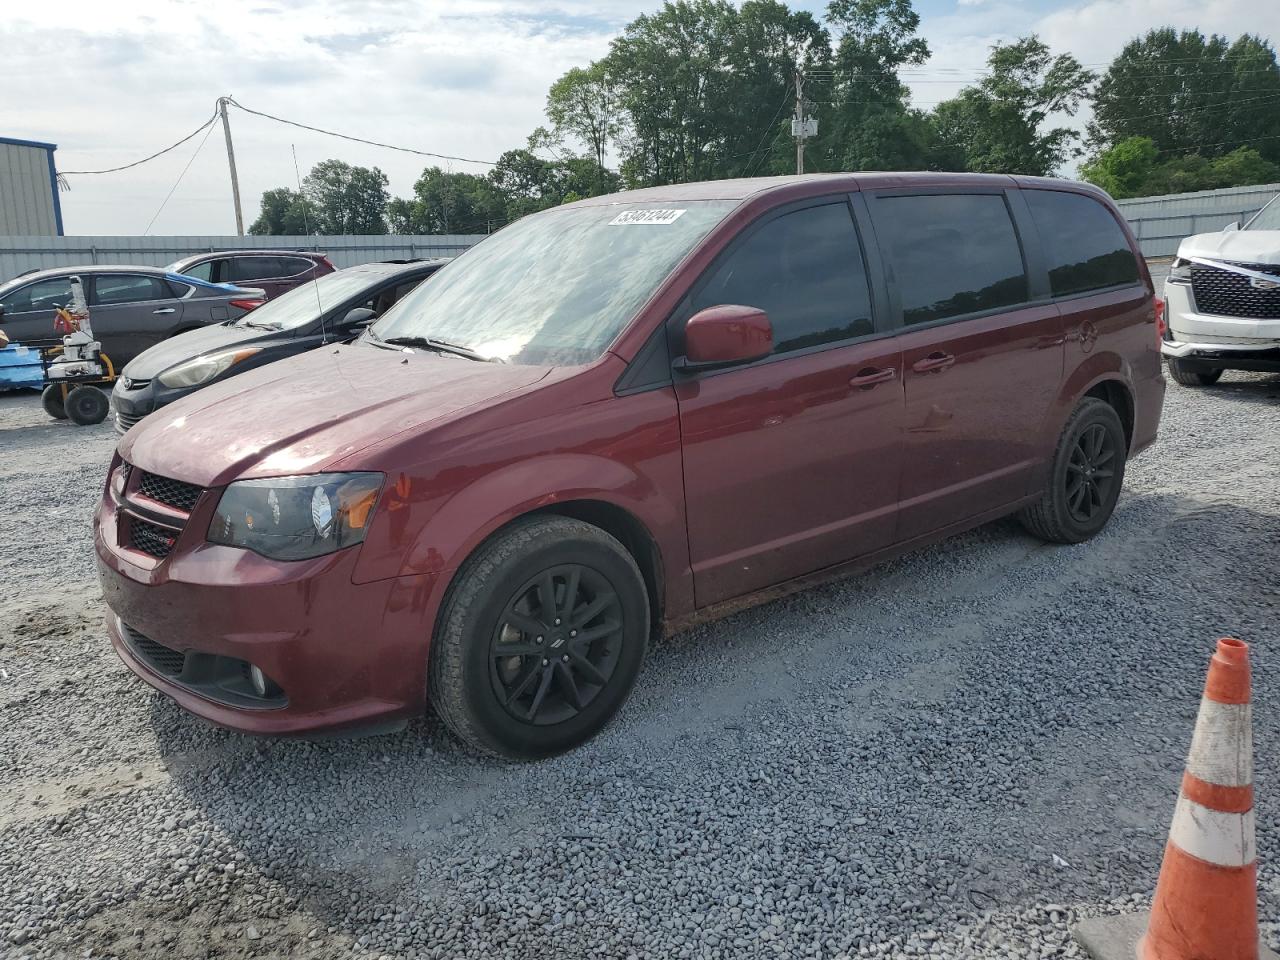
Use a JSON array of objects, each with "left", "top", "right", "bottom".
[{"left": 96, "top": 174, "right": 1164, "bottom": 758}]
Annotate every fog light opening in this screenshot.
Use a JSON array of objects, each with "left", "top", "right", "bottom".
[{"left": 248, "top": 664, "right": 280, "bottom": 698}]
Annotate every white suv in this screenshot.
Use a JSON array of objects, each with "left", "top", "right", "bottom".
[{"left": 1162, "top": 192, "right": 1280, "bottom": 385}]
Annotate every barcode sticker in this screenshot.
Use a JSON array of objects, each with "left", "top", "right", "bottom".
[{"left": 609, "top": 209, "right": 687, "bottom": 226}]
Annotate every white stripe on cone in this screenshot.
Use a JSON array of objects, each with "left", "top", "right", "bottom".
[
  {"left": 1168, "top": 793, "right": 1256, "bottom": 867},
  {"left": 1186, "top": 699, "right": 1253, "bottom": 788}
]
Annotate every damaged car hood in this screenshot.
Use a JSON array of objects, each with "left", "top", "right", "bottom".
[
  {"left": 1178, "top": 229, "right": 1280, "bottom": 265},
  {"left": 119, "top": 342, "right": 551, "bottom": 487}
]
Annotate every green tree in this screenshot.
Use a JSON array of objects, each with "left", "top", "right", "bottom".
[
  {"left": 931, "top": 36, "right": 1095, "bottom": 176},
  {"left": 391, "top": 167, "right": 508, "bottom": 234},
  {"left": 814, "top": 0, "right": 933, "bottom": 171},
  {"left": 545, "top": 63, "right": 621, "bottom": 188},
  {"left": 1089, "top": 29, "right": 1280, "bottom": 163},
  {"left": 301, "top": 160, "right": 391, "bottom": 235},
  {"left": 248, "top": 187, "right": 310, "bottom": 235},
  {"left": 1079, "top": 136, "right": 1159, "bottom": 198},
  {"left": 604, "top": 0, "right": 828, "bottom": 185}
]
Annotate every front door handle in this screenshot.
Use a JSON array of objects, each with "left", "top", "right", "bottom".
[
  {"left": 152, "top": 307, "right": 176, "bottom": 315},
  {"left": 912, "top": 351, "right": 956, "bottom": 374},
  {"left": 849, "top": 367, "right": 897, "bottom": 389}
]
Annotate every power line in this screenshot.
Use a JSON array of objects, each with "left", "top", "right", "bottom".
[
  {"left": 59, "top": 111, "right": 219, "bottom": 175},
  {"left": 226, "top": 97, "right": 498, "bottom": 166},
  {"left": 1155, "top": 131, "right": 1280, "bottom": 156},
  {"left": 738, "top": 81, "right": 793, "bottom": 172},
  {"left": 143, "top": 117, "right": 218, "bottom": 235}
]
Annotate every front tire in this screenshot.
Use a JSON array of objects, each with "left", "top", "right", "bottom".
[
  {"left": 1019, "top": 397, "right": 1127, "bottom": 544},
  {"left": 429, "top": 516, "right": 650, "bottom": 760},
  {"left": 1167, "top": 358, "right": 1223, "bottom": 386},
  {"left": 65, "top": 385, "right": 110, "bottom": 425},
  {"left": 41, "top": 385, "right": 67, "bottom": 420}
]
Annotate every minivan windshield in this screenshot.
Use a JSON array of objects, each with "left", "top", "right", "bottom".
[
  {"left": 233, "top": 270, "right": 386, "bottom": 330},
  {"left": 1245, "top": 193, "right": 1280, "bottom": 231},
  {"left": 367, "top": 200, "right": 737, "bottom": 365}
]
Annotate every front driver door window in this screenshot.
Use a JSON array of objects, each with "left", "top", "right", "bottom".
[{"left": 0, "top": 276, "right": 74, "bottom": 344}]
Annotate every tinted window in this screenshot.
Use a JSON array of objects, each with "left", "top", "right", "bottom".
[
  {"left": 1025, "top": 190, "right": 1140, "bottom": 296},
  {"left": 227, "top": 256, "right": 304, "bottom": 282},
  {"left": 94, "top": 275, "right": 172, "bottom": 305},
  {"left": 875, "top": 194, "right": 1028, "bottom": 325},
  {"left": 1, "top": 276, "right": 73, "bottom": 312},
  {"left": 181, "top": 260, "right": 215, "bottom": 282},
  {"left": 691, "top": 202, "right": 873, "bottom": 354}
]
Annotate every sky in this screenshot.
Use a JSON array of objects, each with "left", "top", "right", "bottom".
[{"left": 1, "top": 0, "right": 1266, "bottom": 236}]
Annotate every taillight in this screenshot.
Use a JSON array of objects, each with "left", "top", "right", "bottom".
[
  {"left": 229, "top": 298, "right": 265, "bottom": 312},
  {"left": 318, "top": 255, "right": 336, "bottom": 269},
  {"left": 1154, "top": 296, "right": 1166, "bottom": 341}
]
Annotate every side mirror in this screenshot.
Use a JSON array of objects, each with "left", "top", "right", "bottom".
[
  {"left": 1223, "top": 220, "right": 1241, "bottom": 233},
  {"left": 676, "top": 304, "right": 773, "bottom": 372},
  {"left": 341, "top": 307, "right": 376, "bottom": 328}
]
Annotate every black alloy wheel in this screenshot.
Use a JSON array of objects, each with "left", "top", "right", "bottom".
[
  {"left": 1018, "top": 397, "right": 1128, "bottom": 544},
  {"left": 1065, "top": 423, "right": 1118, "bottom": 524},
  {"left": 490, "top": 564, "right": 623, "bottom": 726},
  {"left": 429, "top": 515, "right": 650, "bottom": 759}
]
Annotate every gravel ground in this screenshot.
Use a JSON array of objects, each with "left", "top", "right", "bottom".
[{"left": 3, "top": 343, "right": 1280, "bottom": 960}]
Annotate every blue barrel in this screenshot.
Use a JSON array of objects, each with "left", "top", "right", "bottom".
[{"left": 0, "top": 343, "right": 46, "bottom": 390}]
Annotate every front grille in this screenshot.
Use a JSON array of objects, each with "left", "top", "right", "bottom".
[
  {"left": 1191, "top": 261, "right": 1280, "bottom": 320},
  {"left": 138, "top": 471, "right": 203, "bottom": 512},
  {"left": 129, "top": 517, "right": 179, "bottom": 558},
  {"left": 122, "top": 626, "right": 186, "bottom": 677},
  {"left": 116, "top": 410, "right": 143, "bottom": 432}
]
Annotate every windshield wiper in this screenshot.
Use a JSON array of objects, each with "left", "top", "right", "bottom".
[{"left": 381, "top": 335, "right": 493, "bottom": 362}]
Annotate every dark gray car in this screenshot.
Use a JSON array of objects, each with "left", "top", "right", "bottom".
[{"left": 0, "top": 266, "right": 265, "bottom": 366}]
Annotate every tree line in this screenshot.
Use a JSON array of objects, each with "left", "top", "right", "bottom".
[{"left": 250, "top": 1, "right": 1280, "bottom": 236}]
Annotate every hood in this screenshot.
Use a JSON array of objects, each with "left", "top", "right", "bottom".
[
  {"left": 122, "top": 323, "right": 277, "bottom": 380},
  {"left": 120, "top": 342, "right": 551, "bottom": 487},
  {"left": 1178, "top": 229, "right": 1280, "bottom": 265}
]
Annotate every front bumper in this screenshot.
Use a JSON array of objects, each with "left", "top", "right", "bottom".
[
  {"left": 1163, "top": 278, "right": 1280, "bottom": 365},
  {"left": 96, "top": 489, "right": 440, "bottom": 735}
]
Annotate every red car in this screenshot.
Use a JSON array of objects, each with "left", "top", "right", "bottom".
[
  {"left": 164, "top": 250, "right": 335, "bottom": 300},
  {"left": 96, "top": 173, "right": 1164, "bottom": 758}
]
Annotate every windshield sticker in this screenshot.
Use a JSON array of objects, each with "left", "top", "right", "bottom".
[{"left": 610, "top": 209, "right": 687, "bottom": 226}]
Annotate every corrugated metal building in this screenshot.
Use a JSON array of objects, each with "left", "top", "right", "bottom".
[
  {"left": 0, "top": 136, "right": 63, "bottom": 236},
  {"left": 1114, "top": 182, "right": 1280, "bottom": 257}
]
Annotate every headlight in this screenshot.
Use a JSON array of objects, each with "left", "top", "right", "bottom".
[
  {"left": 208, "top": 473, "right": 383, "bottom": 560},
  {"left": 157, "top": 348, "right": 261, "bottom": 388},
  {"left": 1168, "top": 257, "right": 1192, "bottom": 284}
]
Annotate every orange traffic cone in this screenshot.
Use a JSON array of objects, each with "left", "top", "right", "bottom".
[{"left": 1076, "top": 638, "right": 1276, "bottom": 960}]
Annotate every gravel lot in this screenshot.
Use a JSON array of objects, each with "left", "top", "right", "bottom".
[{"left": 3, "top": 336, "right": 1279, "bottom": 959}]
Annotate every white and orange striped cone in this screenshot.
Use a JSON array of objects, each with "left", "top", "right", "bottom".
[{"left": 1076, "top": 637, "right": 1276, "bottom": 960}]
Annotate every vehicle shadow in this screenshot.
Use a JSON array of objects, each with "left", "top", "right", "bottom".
[{"left": 149, "top": 482, "right": 1280, "bottom": 953}]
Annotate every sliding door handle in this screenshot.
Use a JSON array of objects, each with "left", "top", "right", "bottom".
[
  {"left": 911, "top": 352, "right": 956, "bottom": 374},
  {"left": 849, "top": 367, "right": 897, "bottom": 389}
]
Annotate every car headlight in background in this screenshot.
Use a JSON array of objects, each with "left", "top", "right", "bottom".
[
  {"left": 208, "top": 473, "right": 384, "bottom": 560},
  {"left": 1168, "top": 257, "right": 1192, "bottom": 284},
  {"left": 157, "top": 347, "right": 261, "bottom": 388}
]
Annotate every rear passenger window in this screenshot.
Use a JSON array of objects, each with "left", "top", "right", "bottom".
[
  {"left": 874, "top": 194, "right": 1028, "bottom": 325},
  {"left": 692, "top": 202, "right": 873, "bottom": 354},
  {"left": 1025, "top": 190, "right": 1140, "bottom": 296},
  {"left": 93, "top": 275, "right": 172, "bottom": 305},
  {"left": 227, "top": 257, "right": 290, "bottom": 282}
]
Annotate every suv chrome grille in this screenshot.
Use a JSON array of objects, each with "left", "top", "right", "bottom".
[{"left": 1190, "top": 261, "right": 1280, "bottom": 320}]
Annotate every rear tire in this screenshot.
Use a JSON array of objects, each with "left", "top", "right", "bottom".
[
  {"left": 65, "top": 385, "right": 110, "bottom": 426},
  {"left": 1167, "top": 358, "right": 1223, "bottom": 386},
  {"left": 1019, "top": 397, "right": 1127, "bottom": 544},
  {"left": 41, "top": 385, "right": 67, "bottom": 420},
  {"left": 429, "top": 516, "right": 649, "bottom": 760}
]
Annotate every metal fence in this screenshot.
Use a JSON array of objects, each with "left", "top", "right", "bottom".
[
  {"left": 1115, "top": 182, "right": 1279, "bottom": 258},
  {"left": 0, "top": 233, "right": 485, "bottom": 281}
]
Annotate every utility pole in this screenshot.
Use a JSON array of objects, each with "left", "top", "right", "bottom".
[
  {"left": 791, "top": 67, "right": 817, "bottom": 175},
  {"left": 218, "top": 96, "right": 245, "bottom": 236}
]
